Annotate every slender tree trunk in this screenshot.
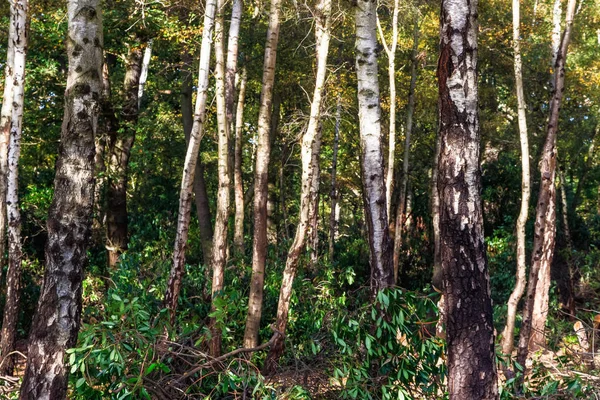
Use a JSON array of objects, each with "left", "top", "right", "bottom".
[
  {"left": 501, "top": 0, "right": 531, "bottom": 357},
  {"left": 0, "top": 0, "right": 27, "bottom": 376},
  {"left": 376, "top": 0, "right": 399, "bottom": 221},
  {"left": 573, "top": 123, "right": 598, "bottom": 209},
  {"left": 431, "top": 125, "right": 442, "bottom": 291},
  {"left": 517, "top": 0, "right": 576, "bottom": 369},
  {"left": 263, "top": 4, "right": 330, "bottom": 363},
  {"left": 137, "top": 39, "right": 153, "bottom": 109},
  {"left": 437, "top": 0, "right": 498, "bottom": 398},
  {"left": 328, "top": 96, "right": 341, "bottom": 260},
  {"left": 551, "top": 0, "right": 562, "bottom": 70},
  {"left": 243, "top": 0, "right": 282, "bottom": 348},
  {"left": 208, "top": 0, "right": 230, "bottom": 357},
  {"left": 356, "top": 0, "right": 393, "bottom": 293},
  {"left": 165, "top": 0, "right": 217, "bottom": 324},
  {"left": 105, "top": 46, "right": 143, "bottom": 268},
  {"left": 0, "top": 0, "right": 16, "bottom": 275},
  {"left": 308, "top": 177, "right": 320, "bottom": 268},
  {"left": 393, "top": 19, "right": 419, "bottom": 283},
  {"left": 180, "top": 53, "right": 214, "bottom": 267},
  {"left": 225, "top": 0, "right": 243, "bottom": 179},
  {"left": 19, "top": 1, "right": 102, "bottom": 397},
  {"left": 234, "top": 67, "right": 248, "bottom": 254}
]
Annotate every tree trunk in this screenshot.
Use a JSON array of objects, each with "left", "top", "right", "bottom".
[
  {"left": 234, "top": 67, "right": 248, "bottom": 254},
  {"left": 573, "top": 123, "right": 598, "bottom": 210},
  {"left": 180, "top": 53, "right": 214, "bottom": 267},
  {"left": 328, "top": 96, "right": 341, "bottom": 261},
  {"left": 165, "top": 0, "right": 217, "bottom": 325},
  {"left": 243, "top": 0, "right": 282, "bottom": 348},
  {"left": 517, "top": 0, "right": 576, "bottom": 368},
  {"left": 208, "top": 0, "right": 230, "bottom": 357},
  {"left": 105, "top": 46, "right": 143, "bottom": 268},
  {"left": 393, "top": 19, "right": 419, "bottom": 283},
  {"left": 437, "top": 0, "right": 498, "bottom": 398},
  {"left": 355, "top": 0, "right": 393, "bottom": 293},
  {"left": 0, "top": 0, "right": 27, "bottom": 376},
  {"left": 308, "top": 151, "right": 321, "bottom": 268},
  {"left": 555, "top": 167, "right": 575, "bottom": 313},
  {"left": 0, "top": 0, "right": 17, "bottom": 275},
  {"left": 501, "top": 0, "right": 531, "bottom": 357},
  {"left": 263, "top": 1, "right": 330, "bottom": 366},
  {"left": 431, "top": 122, "right": 442, "bottom": 291},
  {"left": 376, "top": 0, "right": 399, "bottom": 221},
  {"left": 19, "top": 1, "right": 102, "bottom": 397}
]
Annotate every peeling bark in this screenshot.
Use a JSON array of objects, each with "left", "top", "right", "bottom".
[
  {"left": 243, "top": 0, "right": 282, "bottom": 348},
  {"left": 19, "top": 1, "right": 102, "bottom": 398},
  {"left": 437, "top": 0, "right": 498, "bottom": 398}
]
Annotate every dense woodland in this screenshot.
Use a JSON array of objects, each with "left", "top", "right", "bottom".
[{"left": 0, "top": 0, "right": 599, "bottom": 398}]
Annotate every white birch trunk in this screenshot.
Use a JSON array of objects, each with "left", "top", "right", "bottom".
[
  {"left": 356, "top": 0, "right": 393, "bottom": 292},
  {"left": 165, "top": 0, "right": 217, "bottom": 323},
  {"left": 243, "top": 0, "right": 283, "bottom": 348},
  {"left": 233, "top": 67, "right": 248, "bottom": 253},
  {"left": 137, "top": 39, "right": 153, "bottom": 109}
]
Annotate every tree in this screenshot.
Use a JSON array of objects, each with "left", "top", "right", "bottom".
[
  {"left": 501, "top": 0, "right": 531, "bottom": 357},
  {"left": 517, "top": 0, "right": 577, "bottom": 366},
  {"left": 355, "top": 0, "right": 393, "bottom": 293},
  {"left": 105, "top": 45, "right": 144, "bottom": 267},
  {"left": 0, "top": 0, "right": 28, "bottom": 376},
  {"left": 233, "top": 66, "right": 248, "bottom": 254},
  {"left": 328, "top": 96, "right": 341, "bottom": 260},
  {"left": 437, "top": 0, "right": 498, "bottom": 397},
  {"left": 208, "top": 0, "right": 230, "bottom": 357},
  {"left": 243, "top": 0, "right": 283, "bottom": 348},
  {"left": 164, "top": 0, "right": 217, "bottom": 324},
  {"left": 392, "top": 17, "right": 419, "bottom": 283},
  {"left": 263, "top": 0, "right": 332, "bottom": 372},
  {"left": 19, "top": 0, "right": 103, "bottom": 397}
]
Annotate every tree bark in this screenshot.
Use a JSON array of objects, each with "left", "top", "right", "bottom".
[
  {"left": 0, "top": 0, "right": 17, "bottom": 275},
  {"left": 233, "top": 67, "right": 248, "bottom": 254},
  {"left": 180, "top": 53, "right": 214, "bottom": 267},
  {"left": 0, "top": 0, "right": 27, "bottom": 376},
  {"left": 355, "top": 0, "right": 393, "bottom": 293},
  {"left": 554, "top": 167, "right": 575, "bottom": 313},
  {"left": 105, "top": 45, "right": 143, "bottom": 268},
  {"left": 19, "top": 1, "right": 102, "bottom": 398},
  {"left": 243, "top": 0, "right": 282, "bottom": 348},
  {"left": 393, "top": 19, "right": 419, "bottom": 283},
  {"left": 165, "top": 0, "right": 217, "bottom": 325},
  {"left": 517, "top": 0, "right": 576, "bottom": 368},
  {"left": 437, "top": 0, "right": 498, "bottom": 398},
  {"left": 208, "top": 0, "right": 230, "bottom": 357},
  {"left": 501, "top": 0, "right": 531, "bottom": 357},
  {"left": 328, "top": 96, "right": 341, "bottom": 261}
]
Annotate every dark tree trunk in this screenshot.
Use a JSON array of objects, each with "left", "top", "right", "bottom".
[
  {"left": 328, "top": 96, "right": 341, "bottom": 261},
  {"left": 19, "top": 1, "right": 102, "bottom": 398},
  {"left": 437, "top": 0, "right": 498, "bottom": 398},
  {"left": 105, "top": 46, "right": 144, "bottom": 268}
]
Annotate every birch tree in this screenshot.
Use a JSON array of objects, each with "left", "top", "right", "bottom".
[
  {"left": 0, "top": 0, "right": 28, "bottom": 376},
  {"left": 264, "top": 0, "right": 332, "bottom": 371},
  {"left": 244, "top": 0, "right": 283, "bottom": 348},
  {"left": 437, "top": 0, "right": 498, "bottom": 397},
  {"left": 356, "top": 0, "right": 393, "bottom": 293},
  {"left": 19, "top": 1, "right": 103, "bottom": 397},
  {"left": 233, "top": 67, "right": 248, "bottom": 254},
  {"left": 164, "top": 0, "right": 217, "bottom": 324},
  {"left": 517, "top": 0, "right": 577, "bottom": 367},
  {"left": 501, "top": 0, "right": 531, "bottom": 357},
  {"left": 208, "top": 0, "right": 230, "bottom": 357}
]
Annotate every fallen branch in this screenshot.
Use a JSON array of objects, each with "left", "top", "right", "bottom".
[{"left": 177, "top": 329, "right": 283, "bottom": 382}]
